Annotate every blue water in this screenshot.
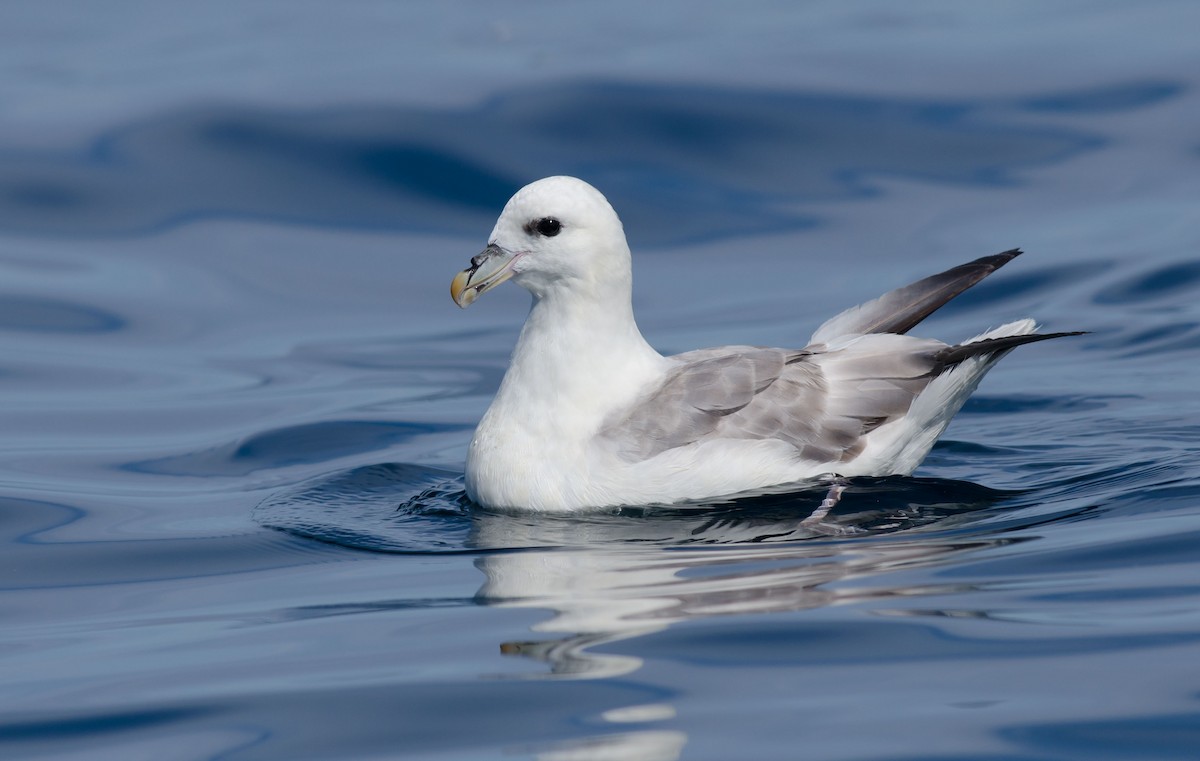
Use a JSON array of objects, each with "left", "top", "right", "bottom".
[{"left": 3, "top": 2, "right": 1200, "bottom": 759}]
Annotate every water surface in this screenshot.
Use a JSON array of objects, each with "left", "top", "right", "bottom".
[{"left": 3, "top": 2, "right": 1200, "bottom": 759}]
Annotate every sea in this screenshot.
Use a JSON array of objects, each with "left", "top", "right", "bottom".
[{"left": 2, "top": 2, "right": 1199, "bottom": 759}]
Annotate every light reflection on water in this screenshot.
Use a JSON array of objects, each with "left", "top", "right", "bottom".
[{"left": 475, "top": 536, "right": 1008, "bottom": 680}]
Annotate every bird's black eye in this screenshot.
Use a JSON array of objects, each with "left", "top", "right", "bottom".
[{"left": 534, "top": 217, "right": 562, "bottom": 237}]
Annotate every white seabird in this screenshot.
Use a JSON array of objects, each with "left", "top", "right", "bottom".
[{"left": 451, "top": 176, "right": 1080, "bottom": 512}]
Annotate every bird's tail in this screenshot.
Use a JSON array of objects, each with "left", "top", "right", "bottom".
[
  {"left": 934, "top": 328, "right": 1088, "bottom": 372},
  {"left": 863, "top": 319, "right": 1083, "bottom": 474}
]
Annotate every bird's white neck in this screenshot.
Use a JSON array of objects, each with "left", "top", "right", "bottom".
[
  {"left": 466, "top": 277, "right": 669, "bottom": 509},
  {"left": 496, "top": 282, "right": 665, "bottom": 423}
]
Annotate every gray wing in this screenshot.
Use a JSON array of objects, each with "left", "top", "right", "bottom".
[
  {"left": 598, "top": 336, "right": 944, "bottom": 464},
  {"left": 810, "top": 249, "right": 1021, "bottom": 344},
  {"left": 599, "top": 249, "right": 1073, "bottom": 466}
]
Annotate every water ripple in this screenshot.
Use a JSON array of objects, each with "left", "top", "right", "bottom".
[
  {"left": 254, "top": 461, "right": 1037, "bottom": 554},
  {"left": 0, "top": 79, "right": 1130, "bottom": 245}
]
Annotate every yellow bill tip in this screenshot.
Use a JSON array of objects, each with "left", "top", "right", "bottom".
[{"left": 450, "top": 269, "right": 476, "bottom": 308}]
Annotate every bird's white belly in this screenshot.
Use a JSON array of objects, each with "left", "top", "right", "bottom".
[
  {"left": 466, "top": 424, "right": 839, "bottom": 511},
  {"left": 464, "top": 410, "right": 598, "bottom": 511}
]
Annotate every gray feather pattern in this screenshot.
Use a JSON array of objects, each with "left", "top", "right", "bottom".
[
  {"left": 596, "top": 253, "right": 1082, "bottom": 469},
  {"left": 599, "top": 335, "right": 946, "bottom": 465}
]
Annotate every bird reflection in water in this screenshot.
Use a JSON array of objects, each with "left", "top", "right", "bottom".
[
  {"left": 468, "top": 479, "right": 1017, "bottom": 758},
  {"left": 256, "top": 466, "right": 1022, "bottom": 761}
]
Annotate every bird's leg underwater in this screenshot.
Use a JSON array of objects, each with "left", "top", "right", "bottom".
[
  {"left": 801, "top": 479, "right": 844, "bottom": 526},
  {"left": 800, "top": 477, "right": 864, "bottom": 536}
]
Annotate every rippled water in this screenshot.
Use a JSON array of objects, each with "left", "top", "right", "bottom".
[{"left": 3, "top": 3, "right": 1200, "bottom": 759}]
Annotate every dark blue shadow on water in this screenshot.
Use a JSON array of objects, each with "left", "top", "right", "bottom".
[
  {"left": 1002, "top": 711, "right": 1200, "bottom": 761},
  {"left": 125, "top": 420, "right": 471, "bottom": 478},
  {"left": 0, "top": 294, "right": 125, "bottom": 333},
  {"left": 0, "top": 678, "right": 667, "bottom": 761},
  {"left": 0, "top": 496, "right": 334, "bottom": 590},
  {"left": 1, "top": 79, "right": 1179, "bottom": 246},
  {"left": 1021, "top": 80, "right": 1185, "bottom": 113},
  {"left": 1093, "top": 259, "right": 1200, "bottom": 304}
]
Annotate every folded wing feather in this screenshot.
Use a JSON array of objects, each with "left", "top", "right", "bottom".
[
  {"left": 599, "top": 335, "right": 946, "bottom": 465},
  {"left": 597, "top": 249, "right": 1075, "bottom": 468}
]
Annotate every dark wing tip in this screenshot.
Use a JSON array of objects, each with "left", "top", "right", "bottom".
[
  {"left": 810, "top": 248, "right": 1030, "bottom": 342},
  {"left": 953, "top": 248, "right": 1022, "bottom": 278},
  {"left": 933, "top": 329, "right": 1087, "bottom": 371},
  {"left": 869, "top": 248, "right": 1025, "bottom": 336},
  {"left": 971, "top": 248, "right": 1023, "bottom": 272}
]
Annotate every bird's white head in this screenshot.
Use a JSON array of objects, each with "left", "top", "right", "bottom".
[{"left": 451, "top": 176, "right": 631, "bottom": 307}]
